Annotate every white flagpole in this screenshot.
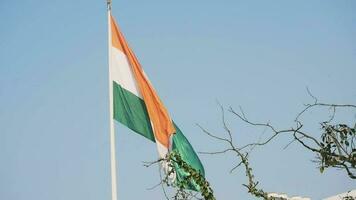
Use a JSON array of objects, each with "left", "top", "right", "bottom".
[{"left": 107, "top": 1, "right": 118, "bottom": 200}]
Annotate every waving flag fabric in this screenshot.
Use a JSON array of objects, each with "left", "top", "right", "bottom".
[{"left": 109, "top": 14, "right": 204, "bottom": 190}]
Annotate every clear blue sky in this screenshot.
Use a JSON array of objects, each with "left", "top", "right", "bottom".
[{"left": 0, "top": 0, "right": 355, "bottom": 199}]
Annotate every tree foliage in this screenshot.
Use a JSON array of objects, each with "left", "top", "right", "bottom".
[{"left": 145, "top": 151, "right": 215, "bottom": 200}]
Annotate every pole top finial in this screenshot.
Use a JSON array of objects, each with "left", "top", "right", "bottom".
[{"left": 107, "top": 0, "right": 112, "bottom": 10}]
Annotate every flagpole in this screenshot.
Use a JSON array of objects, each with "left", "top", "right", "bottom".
[{"left": 107, "top": 1, "right": 118, "bottom": 200}]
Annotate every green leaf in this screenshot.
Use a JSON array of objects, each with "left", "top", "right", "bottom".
[{"left": 320, "top": 166, "right": 324, "bottom": 173}]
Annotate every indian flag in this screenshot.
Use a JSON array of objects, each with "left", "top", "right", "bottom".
[{"left": 109, "top": 14, "right": 205, "bottom": 190}]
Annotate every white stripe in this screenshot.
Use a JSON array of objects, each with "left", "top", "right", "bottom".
[
  {"left": 110, "top": 47, "right": 142, "bottom": 98},
  {"left": 150, "top": 121, "right": 172, "bottom": 159},
  {"left": 156, "top": 141, "right": 169, "bottom": 158},
  {"left": 156, "top": 139, "right": 176, "bottom": 182}
]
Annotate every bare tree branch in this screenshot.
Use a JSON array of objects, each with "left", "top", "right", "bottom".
[{"left": 198, "top": 90, "right": 355, "bottom": 199}]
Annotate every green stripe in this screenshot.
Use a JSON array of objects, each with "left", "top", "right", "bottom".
[
  {"left": 113, "top": 81, "right": 205, "bottom": 191},
  {"left": 113, "top": 81, "right": 155, "bottom": 142},
  {"left": 172, "top": 123, "right": 205, "bottom": 191}
]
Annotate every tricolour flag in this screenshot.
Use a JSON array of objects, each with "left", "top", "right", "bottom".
[{"left": 109, "top": 14, "right": 204, "bottom": 190}]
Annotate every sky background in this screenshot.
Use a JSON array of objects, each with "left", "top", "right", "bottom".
[{"left": 0, "top": 0, "right": 355, "bottom": 199}]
